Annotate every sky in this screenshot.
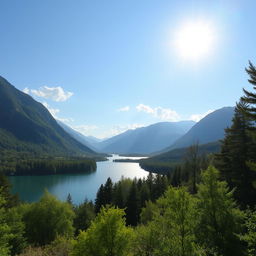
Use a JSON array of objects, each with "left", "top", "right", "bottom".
[{"left": 1, "top": 0, "right": 256, "bottom": 138}]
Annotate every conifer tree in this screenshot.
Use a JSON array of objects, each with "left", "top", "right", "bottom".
[
  {"left": 197, "top": 166, "right": 244, "bottom": 256},
  {"left": 216, "top": 105, "right": 256, "bottom": 206},
  {"left": 126, "top": 181, "right": 140, "bottom": 226}
]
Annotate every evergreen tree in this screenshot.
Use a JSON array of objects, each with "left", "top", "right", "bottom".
[
  {"left": 126, "top": 181, "right": 140, "bottom": 226},
  {"left": 185, "top": 142, "right": 200, "bottom": 194},
  {"left": 95, "top": 184, "right": 105, "bottom": 213},
  {"left": 216, "top": 105, "right": 256, "bottom": 206},
  {"left": 104, "top": 177, "right": 113, "bottom": 205},
  {"left": 237, "top": 61, "right": 256, "bottom": 188},
  {"left": 73, "top": 200, "right": 95, "bottom": 235},
  {"left": 196, "top": 166, "right": 244, "bottom": 256},
  {"left": 0, "top": 173, "right": 19, "bottom": 208}
]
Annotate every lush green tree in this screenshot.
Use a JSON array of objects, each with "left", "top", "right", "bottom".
[
  {"left": 196, "top": 166, "right": 245, "bottom": 256},
  {"left": 132, "top": 223, "right": 158, "bottom": 256},
  {"left": 20, "top": 191, "right": 74, "bottom": 245},
  {"left": 72, "top": 206, "right": 133, "bottom": 256},
  {"left": 139, "top": 186, "right": 199, "bottom": 256},
  {"left": 0, "top": 195, "right": 12, "bottom": 256},
  {"left": 5, "top": 207, "right": 26, "bottom": 255}
]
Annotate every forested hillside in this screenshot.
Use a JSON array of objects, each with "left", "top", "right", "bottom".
[{"left": 0, "top": 76, "right": 96, "bottom": 157}]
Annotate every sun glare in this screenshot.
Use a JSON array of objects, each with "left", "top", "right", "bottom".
[{"left": 174, "top": 21, "right": 215, "bottom": 61}]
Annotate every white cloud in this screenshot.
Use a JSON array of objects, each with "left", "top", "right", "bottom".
[
  {"left": 189, "top": 109, "right": 214, "bottom": 122},
  {"left": 23, "top": 87, "right": 30, "bottom": 94},
  {"left": 72, "top": 125, "right": 99, "bottom": 136},
  {"left": 42, "top": 102, "right": 60, "bottom": 118},
  {"left": 136, "top": 104, "right": 180, "bottom": 121},
  {"left": 25, "top": 86, "right": 73, "bottom": 102},
  {"left": 117, "top": 106, "right": 130, "bottom": 112}
]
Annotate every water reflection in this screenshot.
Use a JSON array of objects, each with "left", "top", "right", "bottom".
[{"left": 8, "top": 155, "right": 148, "bottom": 204}]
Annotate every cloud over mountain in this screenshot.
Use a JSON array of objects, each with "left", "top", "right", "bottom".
[
  {"left": 136, "top": 104, "right": 180, "bottom": 121},
  {"left": 23, "top": 86, "right": 73, "bottom": 102}
]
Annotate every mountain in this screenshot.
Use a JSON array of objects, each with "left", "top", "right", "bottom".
[
  {"left": 140, "top": 141, "right": 221, "bottom": 173},
  {"left": 96, "top": 121, "right": 195, "bottom": 154},
  {"left": 161, "top": 107, "right": 235, "bottom": 152},
  {"left": 57, "top": 121, "right": 101, "bottom": 151},
  {"left": 0, "top": 76, "right": 97, "bottom": 156}
]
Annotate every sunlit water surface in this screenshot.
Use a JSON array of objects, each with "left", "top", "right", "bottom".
[{"left": 8, "top": 155, "right": 148, "bottom": 204}]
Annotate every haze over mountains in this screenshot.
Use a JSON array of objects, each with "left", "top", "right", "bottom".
[
  {"left": 160, "top": 107, "right": 235, "bottom": 153},
  {"left": 0, "top": 75, "right": 235, "bottom": 158},
  {"left": 94, "top": 121, "right": 195, "bottom": 154},
  {"left": 62, "top": 107, "right": 234, "bottom": 155},
  {"left": 0, "top": 76, "right": 97, "bottom": 156}
]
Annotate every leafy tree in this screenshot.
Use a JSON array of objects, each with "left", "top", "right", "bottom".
[
  {"left": 72, "top": 206, "right": 133, "bottom": 256},
  {"left": 196, "top": 166, "right": 245, "bottom": 256},
  {"left": 5, "top": 207, "right": 26, "bottom": 255},
  {"left": 132, "top": 223, "right": 158, "bottom": 256},
  {"left": 0, "top": 195, "right": 12, "bottom": 256},
  {"left": 140, "top": 186, "right": 199, "bottom": 256},
  {"left": 20, "top": 191, "right": 74, "bottom": 245}
]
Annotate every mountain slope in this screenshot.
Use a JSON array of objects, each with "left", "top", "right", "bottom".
[
  {"left": 97, "top": 121, "right": 195, "bottom": 154},
  {"left": 161, "top": 107, "right": 235, "bottom": 152},
  {"left": 140, "top": 141, "right": 221, "bottom": 173},
  {"left": 57, "top": 121, "right": 100, "bottom": 151},
  {"left": 0, "top": 76, "right": 96, "bottom": 156}
]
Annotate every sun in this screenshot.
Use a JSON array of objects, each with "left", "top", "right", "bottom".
[{"left": 174, "top": 21, "right": 215, "bottom": 61}]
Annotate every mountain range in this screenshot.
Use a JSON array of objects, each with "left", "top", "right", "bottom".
[
  {"left": 0, "top": 75, "right": 235, "bottom": 159},
  {"left": 160, "top": 107, "right": 235, "bottom": 153},
  {"left": 93, "top": 121, "right": 195, "bottom": 154}
]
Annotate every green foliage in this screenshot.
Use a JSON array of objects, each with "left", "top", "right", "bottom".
[
  {"left": 73, "top": 200, "right": 95, "bottom": 235},
  {"left": 196, "top": 166, "right": 245, "bottom": 256},
  {"left": 241, "top": 209, "right": 256, "bottom": 256},
  {"left": 0, "top": 195, "right": 12, "bottom": 256},
  {"left": 215, "top": 105, "right": 256, "bottom": 206},
  {"left": 20, "top": 191, "right": 74, "bottom": 245},
  {"left": 137, "top": 186, "right": 199, "bottom": 256},
  {"left": 72, "top": 206, "right": 132, "bottom": 256},
  {"left": 0, "top": 157, "right": 96, "bottom": 175},
  {"left": 0, "top": 173, "right": 19, "bottom": 208},
  {"left": 5, "top": 207, "right": 27, "bottom": 255}
]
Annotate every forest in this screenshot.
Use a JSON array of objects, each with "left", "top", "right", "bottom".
[
  {"left": 0, "top": 62, "right": 256, "bottom": 255},
  {"left": 0, "top": 152, "right": 97, "bottom": 175}
]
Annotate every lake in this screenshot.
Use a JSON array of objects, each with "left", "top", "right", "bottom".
[{"left": 8, "top": 155, "right": 148, "bottom": 205}]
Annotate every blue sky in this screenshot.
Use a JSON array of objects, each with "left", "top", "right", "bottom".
[{"left": 1, "top": 0, "right": 256, "bottom": 138}]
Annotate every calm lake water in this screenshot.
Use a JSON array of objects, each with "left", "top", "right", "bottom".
[{"left": 8, "top": 155, "right": 148, "bottom": 205}]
